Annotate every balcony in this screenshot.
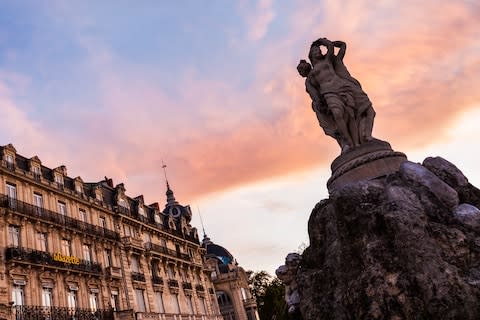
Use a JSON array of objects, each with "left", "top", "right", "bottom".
[
  {"left": 122, "top": 236, "right": 144, "bottom": 249},
  {"left": 105, "top": 266, "right": 122, "bottom": 278},
  {"left": 0, "top": 194, "right": 120, "bottom": 241},
  {"left": 152, "top": 276, "right": 164, "bottom": 285},
  {"left": 195, "top": 284, "right": 205, "bottom": 292},
  {"left": 14, "top": 305, "right": 113, "bottom": 320},
  {"left": 131, "top": 272, "right": 146, "bottom": 282},
  {"left": 243, "top": 297, "right": 257, "bottom": 307},
  {"left": 168, "top": 279, "right": 179, "bottom": 288},
  {"left": 182, "top": 282, "right": 193, "bottom": 290},
  {"left": 144, "top": 242, "right": 192, "bottom": 262},
  {"left": 6, "top": 246, "right": 103, "bottom": 275}
]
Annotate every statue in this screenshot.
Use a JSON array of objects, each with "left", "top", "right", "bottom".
[
  {"left": 276, "top": 253, "right": 303, "bottom": 320},
  {"left": 298, "top": 38, "right": 376, "bottom": 153}
]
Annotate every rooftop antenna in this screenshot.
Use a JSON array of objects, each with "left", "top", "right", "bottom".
[
  {"left": 162, "top": 160, "right": 170, "bottom": 189},
  {"left": 197, "top": 206, "right": 207, "bottom": 238}
]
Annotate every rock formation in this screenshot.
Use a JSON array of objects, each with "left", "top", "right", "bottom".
[{"left": 298, "top": 157, "right": 480, "bottom": 319}]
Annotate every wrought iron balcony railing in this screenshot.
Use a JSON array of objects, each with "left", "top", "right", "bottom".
[
  {"left": 152, "top": 275, "right": 163, "bottom": 285},
  {"left": 182, "top": 282, "right": 193, "bottom": 290},
  {"left": 144, "top": 242, "right": 192, "bottom": 261},
  {"left": 14, "top": 305, "right": 113, "bottom": 320},
  {"left": 168, "top": 279, "right": 179, "bottom": 288},
  {"left": 6, "top": 246, "right": 103, "bottom": 275},
  {"left": 195, "top": 284, "right": 205, "bottom": 292},
  {"left": 131, "top": 272, "right": 146, "bottom": 282},
  {"left": 0, "top": 194, "right": 120, "bottom": 241}
]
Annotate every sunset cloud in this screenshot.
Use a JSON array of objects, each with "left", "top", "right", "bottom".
[{"left": 1, "top": 0, "right": 479, "bottom": 207}]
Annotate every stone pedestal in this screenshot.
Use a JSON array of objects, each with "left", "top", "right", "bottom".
[{"left": 327, "top": 139, "right": 407, "bottom": 193}]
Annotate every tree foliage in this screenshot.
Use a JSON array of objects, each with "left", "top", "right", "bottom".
[{"left": 247, "top": 271, "right": 289, "bottom": 320}]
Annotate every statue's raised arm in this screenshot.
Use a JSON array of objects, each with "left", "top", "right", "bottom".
[{"left": 332, "top": 40, "right": 346, "bottom": 61}]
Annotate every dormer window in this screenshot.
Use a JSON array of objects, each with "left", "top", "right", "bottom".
[
  {"left": 138, "top": 206, "right": 146, "bottom": 217},
  {"left": 75, "top": 184, "right": 82, "bottom": 193},
  {"left": 119, "top": 198, "right": 128, "bottom": 208},
  {"left": 95, "top": 188, "right": 103, "bottom": 202},
  {"left": 5, "top": 154, "right": 14, "bottom": 170},
  {"left": 154, "top": 212, "right": 162, "bottom": 224},
  {"left": 55, "top": 174, "right": 64, "bottom": 188},
  {"left": 32, "top": 166, "right": 41, "bottom": 181}
]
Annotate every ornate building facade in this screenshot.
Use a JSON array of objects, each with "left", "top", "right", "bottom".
[
  {"left": 202, "top": 237, "right": 259, "bottom": 320},
  {"left": 0, "top": 143, "right": 223, "bottom": 320}
]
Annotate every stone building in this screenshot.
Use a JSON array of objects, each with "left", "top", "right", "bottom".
[
  {"left": 202, "top": 236, "right": 258, "bottom": 320},
  {"left": 0, "top": 143, "right": 223, "bottom": 320}
]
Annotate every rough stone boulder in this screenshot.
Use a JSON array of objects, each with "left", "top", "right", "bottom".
[{"left": 298, "top": 157, "right": 480, "bottom": 320}]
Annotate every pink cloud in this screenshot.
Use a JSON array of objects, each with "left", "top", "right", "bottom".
[{"left": 3, "top": 1, "right": 480, "bottom": 207}]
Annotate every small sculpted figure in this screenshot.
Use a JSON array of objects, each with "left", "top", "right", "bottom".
[{"left": 298, "top": 38, "right": 376, "bottom": 153}]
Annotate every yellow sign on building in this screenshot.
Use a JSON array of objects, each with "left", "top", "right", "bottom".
[{"left": 53, "top": 252, "right": 80, "bottom": 265}]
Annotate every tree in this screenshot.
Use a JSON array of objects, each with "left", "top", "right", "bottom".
[{"left": 248, "top": 271, "right": 289, "bottom": 320}]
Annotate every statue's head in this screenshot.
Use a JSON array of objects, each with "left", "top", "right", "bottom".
[
  {"left": 297, "top": 60, "right": 312, "bottom": 78},
  {"left": 308, "top": 44, "right": 323, "bottom": 65}
]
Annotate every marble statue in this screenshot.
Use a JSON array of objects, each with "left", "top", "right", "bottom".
[{"left": 298, "top": 38, "right": 376, "bottom": 153}]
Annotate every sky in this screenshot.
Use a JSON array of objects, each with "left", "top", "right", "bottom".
[{"left": 1, "top": 0, "right": 480, "bottom": 275}]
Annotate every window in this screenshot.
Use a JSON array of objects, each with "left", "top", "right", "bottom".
[
  {"left": 154, "top": 212, "right": 162, "bottom": 224},
  {"left": 75, "top": 184, "right": 82, "bottom": 194},
  {"left": 5, "top": 154, "right": 14, "bottom": 169},
  {"left": 33, "top": 193, "right": 43, "bottom": 209},
  {"left": 57, "top": 201, "right": 67, "bottom": 216},
  {"left": 6, "top": 183, "right": 16, "bottom": 209},
  {"left": 12, "top": 285, "right": 24, "bottom": 306},
  {"left": 118, "top": 198, "right": 128, "bottom": 208},
  {"left": 42, "top": 287, "right": 53, "bottom": 307},
  {"left": 151, "top": 260, "right": 160, "bottom": 278},
  {"left": 105, "top": 249, "right": 112, "bottom": 267},
  {"left": 61, "top": 239, "right": 72, "bottom": 256},
  {"left": 171, "top": 294, "right": 180, "bottom": 314},
  {"left": 99, "top": 217, "right": 106, "bottom": 229},
  {"left": 89, "top": 292, "right": 98, "bottom": 311},
  {"left": 8, "top": 225, "right": 20, "bottom": 247},
  {"left": 32, "top": 166, "right": 41, "bottom": 180},
  {"left": 131, "top": 255, "right": 140, "bottom": 273},
  {"left": 111, "top": 290, "right": 120, "bottom": 311},
  {"left": 199, "top": 297, "right": 207, "bottom": 315},
  {"left": 143, "top": 232, "right": 151, "bottom": 243},
  {"left": 79, "top": 209, "right": 87, "bottom": 223},
  {"left": 67, "top": 290, "right": 77, "bottom": 309},
  {"left": 161, "top": 239, "right": 167, "bottom": 248},
  {"left": 167, "top": 265, "right": 175, "bottom": 279},
  {"left": 138, "top": 206, "right": 146, "bottom": 217},
  {"left": 95, "top": 189, "right": 102, "bottom": 201},
  {"left": 83, "top": 244, "right": 92, "bottom": 262},
  {"left": 55, "top": 174, "right": 64, "bottom": 186},
  {"left": 124, "top": 224, "right": 131, "bottom": 237},
  {"left": 135, "top": 289, "right": 146, "bottom": 312},
  {"left": 155, "top": 291, "right": 165, "bottom": 313},
  {"left": 241, "top": 287, "right": 248, "bottom": 300},
  {"left": 186, "top": 295, "right": 194, "bottom": 314},
  {"left": 179, "top": 269, "right": 187, "bottom": 282},
  {"left": 37, "top": 233, "right": 48, "bottom": 252}
]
